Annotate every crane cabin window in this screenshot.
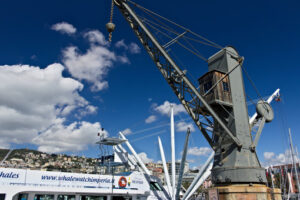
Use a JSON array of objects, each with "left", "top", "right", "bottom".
[
  {"left": 222, "top": 81, "right": 229, "bottom": 92},
  {"left": 204, "top": 81, "right": 213, "bottom": 94}
]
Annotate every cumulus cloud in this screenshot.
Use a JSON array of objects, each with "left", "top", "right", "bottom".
[
  {"left": 84, "top": 30, "right": 108, "bottom": 46},
  {"left": 154, "top": 101, "right": 186, "bottom": 116},
  {"left": 115, "top": 40, "right": 127, "bottom": 49},
  {"left": 122, "top": 128, "right": 132, "bottom": 135},
  {"left": 263, "top": 149, "right": 297, "bottom": 167},
  {"left": 62, "top": 45, "right": 115, "bottom": 91},
  {"left": 33, "top": 119, "right": 106, "bottom": 153},
  {"left": 115, "top": 40, "right": 141, "bottom": 54},
  {"left": 176, "top": 121, "right": 195, "bottom": 132},
  {"left": 187, "top": 147, "right": 212, "bottom": 156},
  {"left": 51, "top": 22, "right": 77, "bottom": 35},
  {"left": 0, "top": 63, "right": 97, "bottom": 151},
  {"left": 62, "top": 30, "right": 130, "bottom": 91},
  {"left": 138, "top": 152, "right": 153, "bottom": 163},
  {"left": 128, "top": 43, "right": 141, "bottom": 54},
  {"left": 145, "top": 115, "right": 157, "bottom": 124}
]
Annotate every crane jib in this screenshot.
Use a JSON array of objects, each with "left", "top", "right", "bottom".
[{"left": 113, "top": 0, "right": 242, "bottom": 148}]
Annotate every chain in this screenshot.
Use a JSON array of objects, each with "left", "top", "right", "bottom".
[{"left": 108, "top": 0, "right": 114, "bottom": 42}]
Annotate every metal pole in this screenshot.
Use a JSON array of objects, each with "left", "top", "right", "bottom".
[
  {"left": 171, "top": 105, "right": 176, "bottom": 200},
  {"left": 288, "top": 128, "right": 300, "bottom": 195},
  {"left": 117, "top": 144, "right": 142, "bottom": 172},
  {"left": 158, "top": 136, "right": 172, "bottom": 197},
  {"left": 184, "top": 162, "right": 213, "bottom": 200},
  {"left": 269, "top": 167, "right": 275, "bottom": 189},
  {"left": 249, "top": 88, "right": 280, "bottom": 126},
  {"left": 182, "top": 152, "right": 214, "bottom": 200},
  {"left": 114, "top": 145, "right": 135, "bottom": 170},
  {"left": 119, "top": 132, "right": 151, "bottom": 175},
  {"left": 176, "top": 128, "right": 191, "bottom": 200}
]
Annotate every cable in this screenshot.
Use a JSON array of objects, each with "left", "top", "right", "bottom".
[
  {"left": 131, "top": 130, "right": 167, "bottom": 142},
  {"left": 143, "top": 20, "right": 207, "bottom": 61},
  {"left": 140, "top": 15, "right": 220, "bottom": 48},
  {"left": 127, "top": 0, "right": 223, "bottom": 49}
]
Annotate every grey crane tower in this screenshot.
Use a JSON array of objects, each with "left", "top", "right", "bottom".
[
  {"left": 108, "top": 0, "right": 282, "bottom": 198},
  {"left": 199, "top": 47, "right": 270, "bottom": 184}
]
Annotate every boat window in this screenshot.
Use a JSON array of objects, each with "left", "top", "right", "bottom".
[
  {"left": 0, "top": 194, "right": 5, "bottom": 200},
  {"left": 34, "top": 195, "right": 54, "bottom": 200},
  {"left": 80, "top": 196, "right": 107, "bottom": 200},
  {"left": 57, "top": 195, "right": 75, "bottom": 200},
  {"left": 112, "top": 197, "right": 131, "bottom": 200},
  {"left": 150, "top": 182, "right": 162, "bottom": 191},
  {"left": 18, "top": 193, "right": 28, "bottom": 200}
]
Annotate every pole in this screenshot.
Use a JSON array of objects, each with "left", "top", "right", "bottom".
[
  {"left": 158, "top": 136, "right": 172, "bottom": 197},
  {"left": 184, "top": 162, "right": 213, "bottom": 200},
  {"left": 288, "top": 128, "right": 300, "bottom": 194},
  {"left": 176, "top": 128, "right": 191, "bottom": 200},
  {"left": 182, "top": 152, "right": 214, "bottom": 200},
  {"left": 269, "top": 167, "right": 274, "bottom": 189},
  {"left": 249, "top": 88, "right": 280, "bottom": 126},
  {"left": 119, "top": 132, "right": 151, "bottom": 175},
  {"left": 171, "top": 105, "right": 176, "bottom": 200}
]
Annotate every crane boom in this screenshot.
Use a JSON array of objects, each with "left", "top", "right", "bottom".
[
  {"left": 113, "top": 0, "right": 269, "bottom": 185},
  {"left": 113, "top": 0, "right": 241, "bottom": 148}
]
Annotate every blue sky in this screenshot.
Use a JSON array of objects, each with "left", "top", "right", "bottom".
[{"left": 0, "top": 0, "right": 299, "bottom": 168}]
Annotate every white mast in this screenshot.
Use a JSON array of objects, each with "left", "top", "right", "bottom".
[
  {"left": 182, "top": 151, "right": 214, "bottom": 200},
  {"left": 176, "top": 128, "right": 191, "bottom": 200},
  {"left": 184, "top": 162, "right": 213, "bottom": 200},
  {"left": 288, "top": 128, "right": 300, "bottom": 194},
  {"left": 119, "top": 132, "right": 151, "bottom": 175},
  {"left": 170, "top": 105, "right": 176, "bottom": 200},
  {"left": 249, "top": 88, "right": 280, "bottom": 126},
  {"left": 158, "top": 136, "right": 172, "bottom": 197}
]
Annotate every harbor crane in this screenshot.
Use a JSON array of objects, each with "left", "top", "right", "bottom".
[{"left": 107, "top": 0, "right": 281, "bottom": 199}]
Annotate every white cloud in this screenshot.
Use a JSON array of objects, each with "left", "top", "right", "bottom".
[
  {"left": 122, "top": 128, "right": 132, "bottom": 135},
  {"left": 138, "top": 152, "right": 153, "bottom": 163},
  {"left": 84, "top": 30, "right": 108, "bottom": 46},
  {"left": 62, "top": 30, "right": 132, "bottom": 92},
  {"left": 33, "top": 119, "right": 106, "bottom": 153},
  {"left": 187, "top": 159, "right": 195, "bottom": 163},
  {"left": 62, "top": 45, "right": 116, "bottom": 91},
  {"left": 115, "top": 40, "right": 127, "bottom": 49},
  {"left": 145, "top": 115, "right": 157, "bottom": 124},
  {"left": 51, "top": 22, "right": 76, "bottom": 35},
  {"left": 117, "top": 55, "right": 130, "bottom": 64},
  {"left": 0, "top": 63, "right": 96, "bottom": 150},
  {"left": 187, "top": 147, "right": 212, "bottom": 156},
  {"left": 129, "top": 43, "right": 141, "bottom": 54},
  {"left": 115, "top": 40, "right": 140, "bottom": 54},
  {"left": 176, "top": 121, "right": 195, "bottom": 132},
  {"left": 154, "top": 101, "right": 186, "bottom": 116},
  {"left": 263, "top": 149, "right": 297, "bottom": 167},
  {"left": 264, "top": 152, "right": 275, "bottom": 160}
]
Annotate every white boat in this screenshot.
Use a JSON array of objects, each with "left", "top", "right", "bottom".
[
  {"left": 0, "top": 167, "right": 169, "bottom": 200},
  {"left": 0, "top": 136, "right": 170, "bottom": 200}
]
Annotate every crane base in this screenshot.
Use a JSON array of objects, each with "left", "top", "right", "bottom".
[{"left": 208, "top": 184, "right": 282, "bottom": 200}]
